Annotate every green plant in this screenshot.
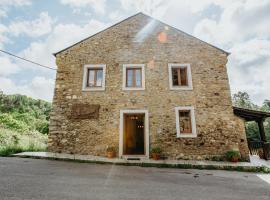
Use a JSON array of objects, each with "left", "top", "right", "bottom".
[
  {"left": 151, "top": 146, "right": 162, "bottom": 154},
  {"left": 225, "top": 150, "right": 240, "bottom": 161},
  {"left": 0, "top": 146, "right": 24, "bottom": 156},
  {"left": 0, "top": 92, "right": 51, "bottom": 134},
  {"left": 0, "top": 127, "right": 47, "bottom": 157}
]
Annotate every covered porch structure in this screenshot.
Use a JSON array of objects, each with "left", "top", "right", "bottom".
[{"left": 233, "top": 106, "right": 270, "bottom": 160}]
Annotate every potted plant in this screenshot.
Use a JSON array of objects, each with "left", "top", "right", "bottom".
[
  {"left": 106, "top": 146, "right": 117, "bottom": 158},
  {"left": 151, "top": 146, "right": 162, "bottom": 160},
  {"left": 225, "top": 150, "right": 241, "bottom": 162}
]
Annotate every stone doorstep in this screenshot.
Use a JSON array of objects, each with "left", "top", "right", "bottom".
[{"left": 12, "top": 152, "right": 269, "bottom": 172}]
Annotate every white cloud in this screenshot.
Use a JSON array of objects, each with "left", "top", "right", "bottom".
[
  {"left": 0, "top": 0, "right": 31, "bottom": 19},
  {"left": 228, "top": 39, "right": 270, "bottom": 104},
  {"left": 1, "top": 16, "right": 108, "bottom": 101},
  {"left": 0, "top": 56, "right": 20, "bottom": 76},
  {"left": 0, "top": 24, "right": 9, "bottom": 48},
  {"left": 19, "top": 19, "right": 108, "bottom": 70},
  {"left": 108, "top": 11, "right": 125, "bottom": 21},
  {"left": 193, "top": 0, "right": 270, "bottom": 47},
  {"left": 8, "top": 12, "right": 54, "bottom": 38},
  {"left": 0, "top": 76, "right": 55, "bottom": 102},
  {"left": 120, "top": 0, "right": 172, "bottom": 18},
  {"left": 60, "top": 0, "right": 106, "bottom": 14},
  {"left": 0, "top": 10, "right": 6, "bottom": 18},
  {"left": 0, "top": 0, "right": 31, "bottom": 7},
  {"left": 190, "top": 0, "right": 270, "bottom": 104}
]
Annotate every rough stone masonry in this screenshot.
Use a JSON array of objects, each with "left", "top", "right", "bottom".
[{"left": 48, "top": 13, "right": 249, "bottom": 160}]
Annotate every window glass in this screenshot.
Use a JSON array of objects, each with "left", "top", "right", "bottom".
[
  {"left": 88, "top": 70, "right": 95, "bottom": 87},
  {"left": 171, "top": 67, "right": 188, "bottom": 87},
  {"left": 96, "top": 70, "right": 103, "bottom": 87},
  {"left": 179, "top": 110, "right": 192, "bottom": 134},
  {"left": 135, "top": 69, "right": 141, "bottom": 87},
  {"left": 172, "top": 68, "right": 179, "bottom": 86},
  {"left": 127, "top": 69, "right": 133, "bottom": 87},
  {"left": 180, "top": 67, "right": 187, "bottom": 86}
]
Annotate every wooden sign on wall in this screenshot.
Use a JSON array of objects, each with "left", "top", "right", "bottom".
[{"left": 71, "top": 104, "right": 100, "bottom": 119}]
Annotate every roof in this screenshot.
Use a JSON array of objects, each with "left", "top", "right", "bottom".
[
  {"left": 233, "top": 106, "right": 270, "bottom": 121},
  {"left": 53, "top": 12, "right": 230, "bottom": 56}
]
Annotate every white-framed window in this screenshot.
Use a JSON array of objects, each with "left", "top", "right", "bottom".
[
  {"left": 82, "top": 64, "right": 106, "bottom": 91},
  {"left": 168, "top": 63, "right": 193, "bottom": 90},
  {"left": 175, "top": 106, "right": 197, "bottom": 138},
  {"left": 122, "top": 64, "right": 145, "bottom": 90}
]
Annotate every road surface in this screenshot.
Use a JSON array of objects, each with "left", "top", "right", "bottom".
[{"left": 0, "top": 157, "right": 269, "bottom": 200}]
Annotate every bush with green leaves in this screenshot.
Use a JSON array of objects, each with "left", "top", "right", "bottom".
[
  {"left": 225, "top": 150, "right": 241, "bottom": 161},
  {"left": 0, "top": 128, "right": 47, "bottom": 156},
  {"left": 0, "top": 92, "right": 51, "bottom": 134},
  {"left": 151, "top": 146, "right": 162, "bottom": 154},
  {"left": 0, "top": 113, "right": 29, "bottom": 132},
  {"left": 233, "top": 91, "right": 270, "bottom": 142}
]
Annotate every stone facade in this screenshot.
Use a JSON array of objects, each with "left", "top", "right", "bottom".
[{"left": 48, "top": 13, "right": 249, "bottom": 160}]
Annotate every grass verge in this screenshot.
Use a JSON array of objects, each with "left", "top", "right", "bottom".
[{"left": 0, "top": 127, "right": 47, "bottom": 156}]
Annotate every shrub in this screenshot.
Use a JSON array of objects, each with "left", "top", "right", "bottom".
[
  {"left": 151, "top": 146, "right": 162, "bottom": 154},
  {"left": 0, "top": 93, "right": 51, "bottom": 134},
  {"left": 0, "top": 113, "right": 29, "bottom": 132},
  {"left": 35, "top": 120, "right": 49, "bottom": 134},
  {"left": 0, "top": 146, "right": 24, "bottom": 156},
  {"left": 0, "top": 128, "right": 47, "bottom": 157},
  {"left": 225, "top": 150, "right": 241, "bottom": 161}
]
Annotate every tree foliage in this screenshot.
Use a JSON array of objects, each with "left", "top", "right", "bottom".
[
  {"left": 232, "top": 91, "right": 270, "bottom": 141},
  {"left": 0, "top": 92, "right": 51, "bottom": 134}
]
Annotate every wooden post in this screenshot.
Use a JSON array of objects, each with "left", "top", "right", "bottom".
[
  {"left": 257, "top": 119, "right": 270, "bottom": 159},
  {"left": 257, "top": 119, "right": 267, "bottom": 142}
]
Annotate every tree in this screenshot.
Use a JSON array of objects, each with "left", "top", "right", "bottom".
[
  {"left": 0, "top": 93, "right": 51, "bottom": 134},
  {"left": 232, "top": 91, "right": 270, "bottom": 142},
  {"left": 232, "top": 91, "right": 258, "bottom": 110}
]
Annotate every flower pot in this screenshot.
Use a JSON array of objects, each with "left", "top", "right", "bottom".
[
  {"left": 152, "top": 153, "right": 161, "bottom": 160},
  {"left": 230, "top": 156, "right": 239, "bottom": 162},
  {"left": 107, "top": 151, "right": 116, "bottom": 158}
]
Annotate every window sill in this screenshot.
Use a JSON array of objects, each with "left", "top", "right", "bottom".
[
  {"left": 122, "top": 87, "right": 145, "bottom": 91},
  {"left": 82, "top": 87, "right": 105, "bottom": 91},
  {"left": 170, "top": 86, "right": 193, "bottom": 91},
  {"left": 177, "top": 133, "right": 197, "bottom": 138}
]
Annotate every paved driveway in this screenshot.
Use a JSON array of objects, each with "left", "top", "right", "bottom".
[{"left": 0, "top": 157, "right": 269, "bottom": 200}]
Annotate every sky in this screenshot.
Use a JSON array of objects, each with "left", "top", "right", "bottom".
[{"left": 0, "top": 0, "right": 269, "bottom": 105}]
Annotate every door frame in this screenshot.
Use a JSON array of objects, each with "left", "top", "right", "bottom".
[{"left": 119, "top": 109, "right": 149, "bottom": 159}]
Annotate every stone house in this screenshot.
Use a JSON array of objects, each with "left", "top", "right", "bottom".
[{"left": 48, "top": 13, "right": 249, "bottom": 160}]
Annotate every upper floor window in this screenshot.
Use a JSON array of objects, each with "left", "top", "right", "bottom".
[
  {"left": 168, "top": 63, "right": 193, "bottom": 90},
  {"left": 175, "top": 106, "right": 197, "bottom": 138},
  {"left": 82, "top": 64, "right": 106, "bottom": 91},
  {"left": 123, "top": 64, "right": 145, "bottom": 90}
]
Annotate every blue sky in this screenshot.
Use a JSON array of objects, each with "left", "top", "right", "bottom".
[{"left": 0, "top": 0, "right": 270, "bottom": 104}]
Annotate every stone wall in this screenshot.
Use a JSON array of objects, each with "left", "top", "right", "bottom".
[{"left": 48, "top": 13, "right": 249, "bottom": 160}]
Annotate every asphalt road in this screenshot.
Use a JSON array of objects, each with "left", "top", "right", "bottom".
[{"left": 0, "top": 157, "right": 269, "bottom": 200}]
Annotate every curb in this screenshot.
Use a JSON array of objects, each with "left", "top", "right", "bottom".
[{"left": 12, "top": 154, "right": 270, "bottom": 173}]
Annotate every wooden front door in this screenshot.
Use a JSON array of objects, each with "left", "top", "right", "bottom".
[{"left": 123, "top": 113, "right": 145, "bottom": 155}]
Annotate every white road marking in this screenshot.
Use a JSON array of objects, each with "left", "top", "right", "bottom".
[{"left": 257, "top": 174, "right": 270, "bottom": 185}]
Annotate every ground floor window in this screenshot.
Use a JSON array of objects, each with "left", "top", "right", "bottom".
[{"left": 175, "top": 106, "right": 197, "bottom": 138}]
